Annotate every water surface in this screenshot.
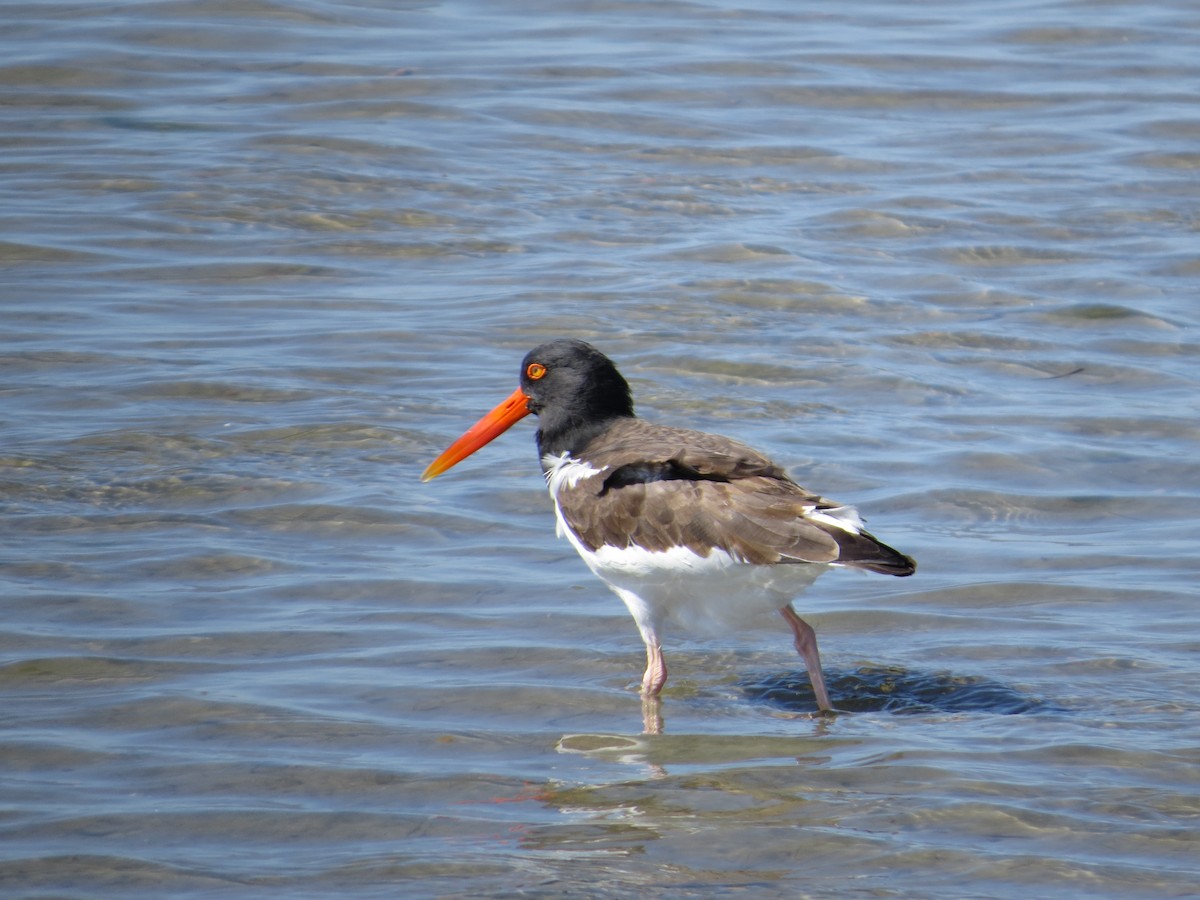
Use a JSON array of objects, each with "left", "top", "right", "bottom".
[{"left": 2, "top": 0, "right": 1199, "bottom": 896}]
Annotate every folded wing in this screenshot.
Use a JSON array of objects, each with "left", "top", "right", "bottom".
[{"left": 558, "top": 419, "right": 915, "bottom": 576}]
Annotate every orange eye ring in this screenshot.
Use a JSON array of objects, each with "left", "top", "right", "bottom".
[{"left": 526, "top": 362, "right": 547, "bottom": 380}]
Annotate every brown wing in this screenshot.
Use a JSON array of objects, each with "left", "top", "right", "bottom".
[{"left": 559, "top": 419, "right": 915, "bottom": 575}]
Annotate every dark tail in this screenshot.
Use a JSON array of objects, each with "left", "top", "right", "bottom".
[{"left": 837, "top": 530, "right": 916, "bottom": 577}]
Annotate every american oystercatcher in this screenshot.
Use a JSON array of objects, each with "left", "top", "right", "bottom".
[{"left": 422, "top": 339, "right": 915, "bottom": 720}]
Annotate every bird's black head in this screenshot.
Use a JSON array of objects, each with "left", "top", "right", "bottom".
[{"left": 520, "top": 339, "right": 634, "bottom": 457}]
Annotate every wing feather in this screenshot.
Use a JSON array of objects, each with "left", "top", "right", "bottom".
[{"left": 555, "top": 419, "right": 915, "bottom": 576}]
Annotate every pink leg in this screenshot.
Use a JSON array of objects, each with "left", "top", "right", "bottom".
[
  {"left": 641, "top": 639, "right": 668, "bottom": 696},
  {"left": 780, "top": 605, "right": 833, "bottom": 712}
]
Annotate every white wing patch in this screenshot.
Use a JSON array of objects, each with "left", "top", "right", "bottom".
[{"left": 804, "top": 504, "right": 863, "bottom": 535}]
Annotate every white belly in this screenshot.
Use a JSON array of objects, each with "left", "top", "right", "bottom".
[
  {"left": 542, "top": 452, "right": 829, "bottom": 641},
  {"left": 584, "top": 538, "right": 826, "bottom": 635}
]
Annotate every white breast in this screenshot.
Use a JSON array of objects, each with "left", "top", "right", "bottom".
[{"left": 542, "top": 452, "right": 604, "bottom": 539}]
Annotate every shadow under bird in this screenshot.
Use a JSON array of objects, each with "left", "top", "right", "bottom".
[{"left": 422, "top": 339, "right": 915, "bottom": 723}]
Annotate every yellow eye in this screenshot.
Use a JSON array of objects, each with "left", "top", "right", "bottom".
[{"left": 526, "top": 362, "right": 547, "bottom": 380}]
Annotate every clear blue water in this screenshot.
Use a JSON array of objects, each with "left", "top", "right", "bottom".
[{"left": 2, "top": 0, "right": 1198, "bottom": 895}]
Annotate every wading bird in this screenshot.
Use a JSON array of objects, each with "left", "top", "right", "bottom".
[{"left": 422, "top": 339, "right": 914, "bottom": 730}]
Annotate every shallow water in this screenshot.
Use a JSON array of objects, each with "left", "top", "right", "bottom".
[{"left": 3, "top": 0, "right": 1199, "bottom": 896}]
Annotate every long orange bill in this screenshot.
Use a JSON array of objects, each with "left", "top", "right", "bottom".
[{"left": 420, "top": 386, "right": 531, "bottom": 482}]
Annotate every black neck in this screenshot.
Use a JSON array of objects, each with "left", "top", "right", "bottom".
[{"left": 536, "top": 410, "right": 632, "bottom": 460}]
